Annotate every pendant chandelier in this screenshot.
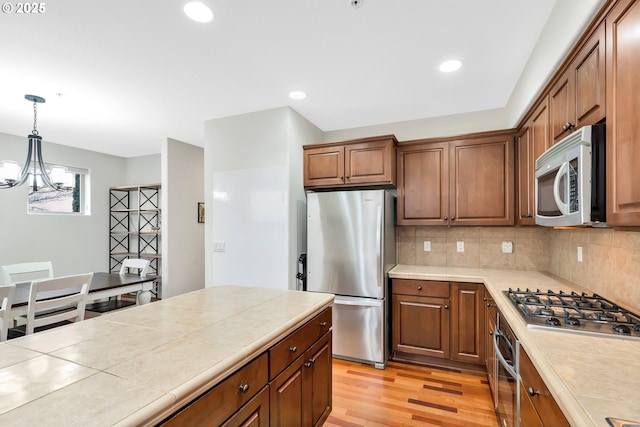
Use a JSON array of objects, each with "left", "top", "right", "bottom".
[{"left": 0, "top": 94, "right": 73, "bottom": 192}]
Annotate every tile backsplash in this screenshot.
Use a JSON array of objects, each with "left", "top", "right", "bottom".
[{"left": 398, "top": 226, "right": 640, "bottom": 312}]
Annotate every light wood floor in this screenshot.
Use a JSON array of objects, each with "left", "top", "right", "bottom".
[{"left": 325, "top": 358, "right": 498, "bottom": 427}]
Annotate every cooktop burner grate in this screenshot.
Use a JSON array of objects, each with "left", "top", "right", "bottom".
[{"left": 504, "top": 288, "right": 640, "bottom": 340}]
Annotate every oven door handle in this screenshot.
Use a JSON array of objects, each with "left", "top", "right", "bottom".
[{"left": 493, "top": 330, "right": 518, "bottom": 378}]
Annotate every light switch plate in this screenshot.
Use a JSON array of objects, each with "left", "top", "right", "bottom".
[
  {"left": 456, "top": 241, "right": 464, "bottom": 252},
  {"left": 213, "top": 241, "right": 226, "bottom": 252},
  {"left": 502, "top": 241, "right": 513, "bottom": 254},
  {"left": 577, "top": 246, "right": 583, "bottom": 262},
  {"left": 423, "top": 241, "right": 431, "bottom": 252}
]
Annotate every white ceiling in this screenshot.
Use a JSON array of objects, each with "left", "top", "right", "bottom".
[{"left": 0, "top": 0, "right": 595, "bottom": 158}]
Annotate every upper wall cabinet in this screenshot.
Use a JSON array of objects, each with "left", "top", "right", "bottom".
[
  {"left": 303, "top": 135, "right": 397, "bottom": 189},
  {"left": 517, "top": 98, "right": 550, "bottom": 225},
  {"left": 606, "top": 0, "right": 640, "bottom": 225},
  {"left": 550, "top": 21, "right": 606, "bottom": 144},
  {"left": 398, "top": 132, "right": 515, "bottom": 226}
]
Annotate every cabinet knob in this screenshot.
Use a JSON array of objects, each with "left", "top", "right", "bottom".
[
  {"left": 346, "top": 176, "right": 350, "bottom": 179},
  {"left": 483, "top": 297, "right": 488, "bottom": 302},
  {"left": 339, "top": 176, "right": 344, "bottom": 179},
  {"left": 320, "top": 321, "right": 327, "bottom": 327},
  {"left": 417, "top": 286, "right": 422, "bottom": 291},
  {"left": 443, "top": 216, "right": 448, "bottom": 221},
  {"left": 489, "top": 331, "right": 493, "bottom": 336},
  {"left": 239, "top": 384, "right": 250, "bottom": 393},
  {"left": 451, "top": 216, "right": 456, "bottom": 221},
  {"left": 305, "top": 361, "right": 312, "bottom": 368},
  {"left": 289, "top": 346, "right": 297, "bottom": 353},
  {"left": 309, "top": 358, "right": 316, "bottom": 364},
  {"left": 527, "top": 386, "right": 540, "bottom": 397},
  {"left": 444, "top": 305, "right": 449, "bottom": 309}
]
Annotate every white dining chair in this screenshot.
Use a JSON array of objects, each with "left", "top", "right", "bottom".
[
  {"left": 0, "top": 284, "right": 16, "bottom": 341},
  {"left": 1, "top": 261, "right": 54, "bottom": 285},
  {"left": 119, "top": 258, "right": 150, "bottom": 277},
  {"left": 8, "top": 273, "right": 93, "bottom": 338}
]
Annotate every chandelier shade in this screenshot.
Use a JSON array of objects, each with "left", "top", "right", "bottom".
[{"left": 0, "top": 94, "right": 73, "bottom": 192}]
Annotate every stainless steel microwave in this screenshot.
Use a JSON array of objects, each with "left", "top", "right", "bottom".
[{"left": 535, "top": 124, "right": 606, "bottom": 227}]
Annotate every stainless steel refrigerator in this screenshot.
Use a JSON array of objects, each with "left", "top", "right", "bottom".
[{"left": 306, "top": 189, "right": 396, "bottom": 369}]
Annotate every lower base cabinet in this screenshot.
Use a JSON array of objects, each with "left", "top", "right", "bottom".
[
  {"left": 391, "top": 279, "right": 485, "bottom": 366},
  {"left": 159, "top": 308, "right": 332, "bottom": 427},
  {"left": 519, "top": 346, "right": 570, "bottom": 427},
  {"left": 270, "top": 332, "right": 332, "bottom": 427}
]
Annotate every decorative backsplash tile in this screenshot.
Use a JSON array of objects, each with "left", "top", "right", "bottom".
[{"left": 397, "top": 225, "right": 640, "bottom": 312}]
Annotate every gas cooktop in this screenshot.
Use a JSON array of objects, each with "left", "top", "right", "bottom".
[{"left": 505, "top": 288, "right": 640, "bottom": 341}]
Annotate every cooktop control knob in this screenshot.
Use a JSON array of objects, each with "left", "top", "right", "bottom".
[
  {"left": 612, "top": 324, "right": 631, "bottom": 335},
  {"left": 546, "top": 317, "right": 561, "bottom": 327}
]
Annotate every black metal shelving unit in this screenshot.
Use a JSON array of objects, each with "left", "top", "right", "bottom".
[{"left": 109, "top": 184, "right": 162, "bottom": 298}]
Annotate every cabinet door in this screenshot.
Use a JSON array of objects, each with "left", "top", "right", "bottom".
[
  {"left": 345, "top": 140, "right": 395, "bottom": 186},
  {"left": 303, "top": 146, "right": 345, "bottom": 187},
  {"left": 550, "top": 72, "right": 575, "bottom": 143},
  {"left": 305, "top": 332, "right": 332, "bottom": 427},
  {"left": 450, "top": 283, "right": 485, "bottom": 364},
  {"left": 574, "top": 21, "right": 606, "bottom": 128},
  {"left": 392, "top": 294, "right": 450, "bottom": 359},
  {"left": 519, "top": 383, "right": 545, "bottom": 427},
  {"left": 449, "top": 136, "right": 514, "bottom": 226},
  {"left": 518, "top": 99, "right": 550, "bottom": 225},
  {"left": 397, "top": 142, "right": 449, "bottom": 225},
  {"left": 221, "top": 386, "right": 270, "bottom": 427},
  {"left": 270, "top": 356, "right": 305, "bottom": 427},
  {"left": 606, "top": 0, "right": 640, "bottom": 225}
]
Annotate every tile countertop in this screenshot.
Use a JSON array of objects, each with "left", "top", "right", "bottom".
[
  {"left": 0, "top": 285, "right": 334, "bottom": 426},
  {"left": 389, "top": 264, "right": 640, "bottom": 427}
]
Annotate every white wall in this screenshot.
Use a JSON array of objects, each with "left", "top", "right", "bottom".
[
  {"left": 161, "top": 138, "right": 204, "bottom": 298},
  {"left": 0, "top": 131, "right": 127, "bottom": 280},
  {"left": 204, "top": 107, "right": 322, "bottom": 290},
  {"left": 125, "top": 154, "right": 161, "bottom": 186}
]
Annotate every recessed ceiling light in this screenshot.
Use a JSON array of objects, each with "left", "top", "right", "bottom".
[
  {"left": 439, "top": 60, "right": 462, "bottom": 73},
  {"left": 184, "top": 2, "right": 214, "bottom": 23},
  {"left": 289, "top": 91, "right": 306, "bottom": 100}
]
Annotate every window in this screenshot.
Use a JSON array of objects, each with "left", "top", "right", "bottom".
[{"left": 27, "top": 164, "right": 90, "bottom": 215}]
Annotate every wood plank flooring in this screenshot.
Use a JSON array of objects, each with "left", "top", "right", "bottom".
[{"left": 325, "top": 358, "right": 498, "bottom": 427}]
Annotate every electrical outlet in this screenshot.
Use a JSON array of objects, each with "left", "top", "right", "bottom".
[
  {"left": 423, "top": 241, "right": 431, "bottom": 252},
  {"left": 502, "top": 241, "right": 513, "bottom": 254},
  {"left": 577, "top": 246, "right": 583, "bottom": 262},
  {"left": 456, "top": 241, "right": 464, "bottom": 252},
  {"left": 213, "top": 241, "right": 226, "bottom": 252}
]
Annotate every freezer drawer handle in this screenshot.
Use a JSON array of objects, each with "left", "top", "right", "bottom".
[
  {"left": 289, "top": 346, "right": 297, "bottom": 353},
  {"left": 334, "top": 299, "right": 382, "bottom": 307}
]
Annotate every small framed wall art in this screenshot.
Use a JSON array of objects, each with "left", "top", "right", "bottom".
[{"left": 198, "top": 202, "right": 205, "bottom": 223}]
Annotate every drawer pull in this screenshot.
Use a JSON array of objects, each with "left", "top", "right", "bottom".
[
  {"left": 239, "top": 383, "right": 250, "bottom": 393},
  {"left": 417, "top": 286, "right": 422, "bottom": 291},
  {"left": 309, "top": 358, "right": 316, "bottom": 364},
  {"left": 305, "top": 361, "right": 312, "bottom": 368},
  {"left": 289, "top": 346, "right": 297, "bottom": 353},
  {"left": 320, "top": 321, "right": 327, "bottom": 327},
  {"left": 444, "top": 305, "right": 449, "bottom": 309},
  {"left": 527, "top": 386, "right": 540, "bottom": 397}
]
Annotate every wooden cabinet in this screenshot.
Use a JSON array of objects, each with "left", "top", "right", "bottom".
[
  {"left": 550, "top": 21, "right": 606, "bottom": 144},
  {"left": 391, "top": 279, "right": 485, "bottom": 366},
  {"left": 270, "top": 332, "right": 332, "bottom": 427},
  {"left": 606, "top": 0, "right": 640, "bottom": 225},
  {"left": 303, "top": 135, "right": 397, "bottom": 189},
  {"left": 519, "top": 347, "right": 570, "bottom": 427},
  {"left": 398, "top": 132, "right": 514, "bottom": 226},
  {"left": 450, "top": 282, "right": 485, "bottom": 364},
  {"left": 160, "top": 308, "right": 332, "bottom": 427},
  {"left": 517, "top": 99, "right": 550, "bottom": 225},
  {"left": 161, "top": 353, "right": 269, "bottom": 427}
]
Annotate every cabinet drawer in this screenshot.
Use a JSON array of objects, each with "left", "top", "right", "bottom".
[
  {"left": 519, "top": 347, "right": 570, "bottom": 427},
  {"left": 269, "top": 307, "right": 332, "bottom": 379},
  {"left": 161, "top": 352, "right": 268, "bottom": 427},
  {"left": 392, "top": 279, "right": 449, "bottom": 297}
]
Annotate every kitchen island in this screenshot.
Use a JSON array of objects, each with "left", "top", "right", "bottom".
[
  {"left": 0, "top": 285, "right": 334, "bottom": 426},
  {"left": 390, "top": 265, "right": 640, "bottom": 427}
]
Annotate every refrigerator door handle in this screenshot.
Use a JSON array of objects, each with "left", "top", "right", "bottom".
[
  {"left": 334, "top": 298, "right": 382, "bottom": 307},
  {"left": 376, "top": 205, "right": 382, "bottom": 287}
]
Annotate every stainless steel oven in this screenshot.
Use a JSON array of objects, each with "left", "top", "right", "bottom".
[{"left": 493, "top": 311, "right": 519, "bottom": 427}]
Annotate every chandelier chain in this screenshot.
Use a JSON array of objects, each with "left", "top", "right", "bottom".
[{"left": 32, "top": 99, "right": 38, "bottom": 136}]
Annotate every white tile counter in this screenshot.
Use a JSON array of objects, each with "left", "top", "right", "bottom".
[
  {"left": 389, "top": 264, "right": 640, "bottom": 427},
  {"left": 0, "top": 285, "right": 334, "bottom": 426}
]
